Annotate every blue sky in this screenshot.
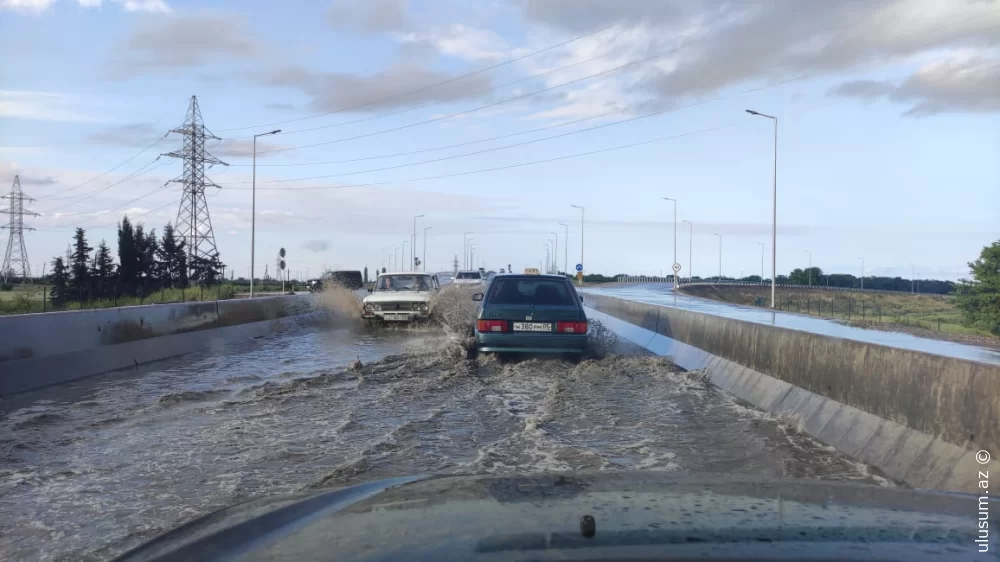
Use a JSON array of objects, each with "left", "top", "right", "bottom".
[{"left": 1, "top": 0, "right": 998, "bottom": 280}]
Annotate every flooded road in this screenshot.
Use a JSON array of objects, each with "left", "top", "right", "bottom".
[{"left": 0, "top": 289, "right": 892, "bottom": 561}]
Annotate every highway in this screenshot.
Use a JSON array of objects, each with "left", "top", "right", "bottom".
[
  {"left": 0, "top": 285, "right": 894, "bottom": 561},
  {"left": 590, "top": 283, "right": 1000, "bottom": 366}
]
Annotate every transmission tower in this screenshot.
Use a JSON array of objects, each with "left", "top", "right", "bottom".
[
  {"left": 165, "top": 95, "right": 228, "bottom": 268},
  {"left": 1, "top": 175, "right": 38, "bottom": 285}
]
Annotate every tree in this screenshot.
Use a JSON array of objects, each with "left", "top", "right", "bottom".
[
  {"left": 955, "top": 240, "right": 1000, "bottom": 335},
  {"left": 190, "top": 253, "right": 225, "bottom": 286},
  {"left": 49, "top": 256, "right": 70, "bottom": 306},
  {"left": 117, "top": 215, "right": 138, "bottom": 295},
  {"left": 132, "top": 224, "right": 159, "bottom": 294},
  {"left": 156, "top": 223, "right": 188, "bottom": 288},
  {"left": 69, "top": 227, "right": 92, "bottom": 301},
  {"left": 91, "top": 240, "right": 116, "bottom": 299}
]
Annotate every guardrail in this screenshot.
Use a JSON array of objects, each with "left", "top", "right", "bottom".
[{"left": 623, "top": 279, "right": 927, "bottom": 296}]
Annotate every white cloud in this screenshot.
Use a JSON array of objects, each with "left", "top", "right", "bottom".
[
  {"left": 114, "top": 0, "right": 170, "bottom": 13},
  {"left": 0, "top": 0, "right": 55, "bottom": 13},
  {"left": 0, "top": 90, "right": 103, "bottom": 122},
  {"left": 395, "top": 24, "right": 514, "bottom": 62}
]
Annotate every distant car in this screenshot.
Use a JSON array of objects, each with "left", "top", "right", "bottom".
[
  {"left": 327, "top": 270, "right": 364, "bottom": 290},
  {"left": 452, "top": 270, "right": 485, "bottom": 285},
  {"left": 362, "top": 272, "right": 439, "bottom": 323},
  {"left": 472, "top": 273, "right": 588, "bottom": 360}
]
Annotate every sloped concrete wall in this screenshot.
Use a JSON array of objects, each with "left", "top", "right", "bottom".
[
  {"left": 585, "top": 293, "right": 1000, "bottom": 493},
  {"left": 0, "top": 295, "right": 315, "bottom": 395}
]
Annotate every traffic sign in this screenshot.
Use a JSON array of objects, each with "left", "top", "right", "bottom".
[
  {"left": 575, "top": 263, "right": 583, "bottom": 272},
  {"left": 672, "top": 262, "right": 681, "bottom": 273}
]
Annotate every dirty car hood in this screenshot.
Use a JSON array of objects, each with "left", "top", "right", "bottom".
[
  {"left": 363, "top": 291, "right": 433, "bottom": 304},
  {"left": 113, "top": 472, "right": 997, "bottom": 561}
]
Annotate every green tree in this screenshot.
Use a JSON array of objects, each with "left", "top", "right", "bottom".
[
  {"left": 69, "top": 227, "right": 92, "bottom": 301},
  {"left": 190, "top": 253, "right": 225, "bottom": 286},
  {"left": 955, "top": 240, "right": 1000, "bottom": 335},
  {"left": 90, "top": 240, "right": 116, "bottom": 299},
  {"left": 156, "top": 223, "right": 188, "bottom": 288},
  {"left": 49, "top": 256, "right": 70, "bottom": 306},
  {"left": 117, "top": 215, "right": 139, "bottom": 295}
]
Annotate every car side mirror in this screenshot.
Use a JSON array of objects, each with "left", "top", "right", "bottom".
[
  {"left": 579, "top": 295, "right": 584, "bottom": 303},
  {"left": 472, "top": 293, "right": 484, "bottom": 301},
  {"left": 367, "top": 288, "right": 373, "bottom": 293}
]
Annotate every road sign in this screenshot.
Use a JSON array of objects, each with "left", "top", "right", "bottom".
[
  {"left": 575, "top": 263, "right": 583, "bottom": 272},
  {"left": 672, "top": 262, "right": 682, "bottom": 273}
]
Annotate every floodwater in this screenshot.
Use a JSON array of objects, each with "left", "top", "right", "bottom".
[
  {"left": 589, "top": 283, "right": 1000, "bottom": 366},
  {"left": 1, "top": 286, "right": 892, "bottom": 561}
]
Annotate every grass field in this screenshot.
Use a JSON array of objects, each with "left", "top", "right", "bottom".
[
  {"left": 0, "top": 283, "right": 253, "bottom": 315},
  {"left": 682, "top": 284, "right": 998, "bottom": 345}
]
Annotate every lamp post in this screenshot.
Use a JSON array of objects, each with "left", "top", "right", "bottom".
[
  {"left": 713, "top": 233, "right": 722, "bottom": 281},
  {"left": 805, "top": 250, "right": 812, "bottom": 286},
  {"left": 662, "top": 197, "right": 677, "bottom": 289},
  {"left": 423, "top": 226, "right": 432, "bottom": 272},
  {"left": 394, "top": 247, "right": 400, "bottom": 271},
  {"left": 250, "top": 128, "right": 281, "bottom": 297},
  {"left": 463, "top": 232, "right": 472, "bottom": 269},
  {"left": 402, "top": 240, "right": 408, "bottom": 273},
  {"left": 682, "top": 220, "right": 693, "bottom": 283},
  {"left": 559, "top": 223, "right": 568, "bottom": 277},
  {"left": 757, "top": 242, "right": 765, "bottom": 282},
  {"left": 746, "top": 109, "right": 777, "bottom": 308},
  {"left": 859, "top": 257, "right": 865, "bottom": 290},
  {"left": 411, "top": 215, "right": 424, "bottom": 271},
  {"left": 570, "top": 204, "right": 584, "bottom": 285},
  {"left": 910, "top": 263, "right": 915, "bottom": 293},
  {"left": 550, "top": 231, "right": 559, "bottom": 274}
]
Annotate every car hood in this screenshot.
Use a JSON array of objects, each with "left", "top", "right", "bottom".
[
  {"left": 363, "top": 291, "right": 434, "bottom": 303},
  {"left": 113, "top": 472, "right": 997, "bottom": 562}
]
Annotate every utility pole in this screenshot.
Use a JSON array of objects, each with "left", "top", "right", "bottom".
[
  {"left": 757, "top": 242, "right": 765, "bottom": 282},
  {"left": 683, "top": 220, "right": 693, "bottom": 283},
  {"left": 805, "top": 250, "right": 812, "bottom": 286},
  {"left": 412, "top": 215, "right": 424, "bottom": 271},
  {"left": 550, "top": 231, "right": 559, "bottom": 274},
  {"left": 452, "top": 254, "right": 459, "bottom": 277},
  {"left": 713, "top": 233, "right": 722, "bottom": 281},
  {"left": 1, "top": 175, "right": 38, "bottom": 285},
  {"left": 423, "top": 226, "right": 432, "bottom": 272},
  {"left": 663, "top": 197, "right": 677, "bottom": 289},
  {"left": 859, "top": 257, "right": 865, "bottom": 290},
  {"left": 463, "top": 232, "right": 472, "bottom": 270},
  {"left": 165, "top": 96, "right": 228, "bottom": 277},
  {"left": 559, "top": 223, "right": 568, "bottom": 277},
  {"left": 570, "top": 204, "right": 584, "bottom": 285}
]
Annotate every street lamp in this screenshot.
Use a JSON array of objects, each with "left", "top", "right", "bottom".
[
  {"left": 469, "top": 244, "right": 476, "bottom": 270},
  {"left": 682, "top": 220, "right": 693, "bottom": 283},
  {"left": 804, "top": 250, "right": 812, "bottom": 286},
  {"left": 756, "top": 242, "right": 765, "bottom": 282},
  {"left": 746, "top": 109, "right": 777, "bottom": 308},
  {"left": 859, "top": 257, "right": 865, "bottom": 290},
  {"left": 713, "top": 233, "right": 722, "bottom": 281},
  {"left": 250, "top": 128, "right": 281, "bottom": 297},
  {"left": 423, "top": 226, "right": 432, "bottom": 272},
  {"left": 394, "top": 247, "right": 400, "bottom": 271},
  {"left": 559, "top": 223, "right": 568, "bottom": 276},
  {"left": 910, "top": 263, "right": 915, "bottom": 293},
  {"left": 411, "top": 215, "right": 425, "bottom": 271},
  {"left": 463, "top": 232, "right": 472, "bottom": 269},
  {"left": 402, "top": 240, "right": 408, "bottom": 272},
  {"left": 662, "top": 197, "right": 677, "bottom": 289},
  {"left": 570, "top": 204, "right": 584, "bottom": 285},
  {"left": 550, "top": 231, "right": 559, "bottom": 274},
  {"left": 466, "top": 237, "right": 475, "bottom": 270}
]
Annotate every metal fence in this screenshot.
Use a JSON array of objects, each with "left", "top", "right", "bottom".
[{"left": 673, "top": 280, "right": 923, "bottom": 296}]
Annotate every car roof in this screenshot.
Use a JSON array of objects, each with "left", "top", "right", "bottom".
[
  {"left": 492, "top": 273, "right": 571, "bottom": 280},
  {"left": 378, "top": 271, "right": 433, "bottom": 276}
]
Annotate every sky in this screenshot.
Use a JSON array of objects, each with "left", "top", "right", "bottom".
[{"left": 1, "top": 0, "right": 998, "bottom": 281}]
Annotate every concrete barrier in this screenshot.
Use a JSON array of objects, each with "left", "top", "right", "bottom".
[
  {"left": 0, "top": 295, "right": 316, "bottom": 396},
  {"left": 585, "top": 292, "right": 1000, "bottom": 493}
]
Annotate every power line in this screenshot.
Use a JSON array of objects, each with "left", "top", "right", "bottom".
[
  {"left": 37, "top": 157, "right": 167, "bottom": 214},
  {"left": 228, "top": 45, "right": 639, "bottom": 141},
  {"left": 214, "top": 23, "right": 617, "bottom": 133},
  {"left": 54, "top": 132, "right": 170, "bottom": 198},
  {"left": 255, "top": 48, "right": 676, "bottom": 156},
  {"left": 226, "top": 122, "right": 736, "bottom": 192},
  {"left": 221, "top": 97, "right": 722, "bottom": 186}
]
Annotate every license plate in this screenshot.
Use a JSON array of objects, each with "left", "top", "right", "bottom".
[
  {"left": 383, "top": 313, "right": 410, "bottom": 321},
  {"left": 512, "top": 322, "right": 552, "bottom": 332}
]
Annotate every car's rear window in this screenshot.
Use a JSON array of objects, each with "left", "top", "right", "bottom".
[
  {"left": 487, "top": 278, "right": 576, "bottom": 306},
  {"left": 456, "top": 272, "right": 481, "bottom": 279}
]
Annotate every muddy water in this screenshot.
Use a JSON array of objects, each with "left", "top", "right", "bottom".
[{"left": 0, "top": 289, "right": 891, "bottom": 561}]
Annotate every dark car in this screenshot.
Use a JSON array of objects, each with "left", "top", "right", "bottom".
[
  {"left": 327, "top": 270, "right": 364, "bottom": 290},
  {"left": 472, "top": 273, "right": 587, "bottom": 359}
]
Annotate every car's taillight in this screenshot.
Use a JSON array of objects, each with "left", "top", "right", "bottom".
[
  {"left": 556, "top": 321, "right": 588, "bottom": 334},
  {"left": 477, "top": 319, "right": 508, "bottom": 332}
]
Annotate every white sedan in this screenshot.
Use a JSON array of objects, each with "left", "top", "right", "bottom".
[{"left": 362, "top": 273, "right": 439, "bottom": 323}]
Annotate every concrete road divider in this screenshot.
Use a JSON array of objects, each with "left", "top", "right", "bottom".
[
  {"left": 585, "top": 292, "right": 1000, "bottom": 493},
  {"left": 0, "top": 295, "right": 316, "bottom": 396}
]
